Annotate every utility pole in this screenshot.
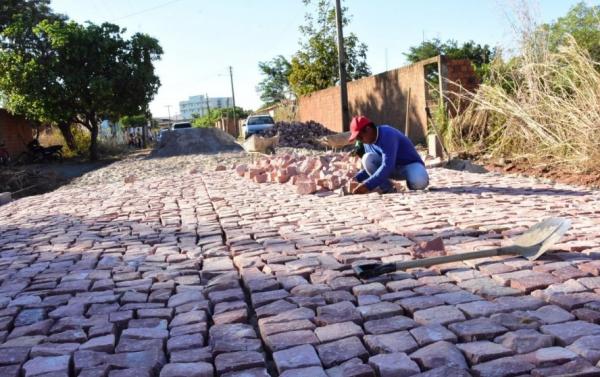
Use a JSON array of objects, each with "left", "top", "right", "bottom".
[
  {"left": 228, "top": 66, "right": 238, "bottom": 137},
  {"left": 335, "top": 0, "right": 349, "bottom": 132},
  {"left": 385, "top": 48, "right": 388, "bottom": 72},
  {"left": 165, "top": 105, "right": 172, "bottom": 121},
  {"left": 205, "top": 93, "right": 210, "bottom": 116}
]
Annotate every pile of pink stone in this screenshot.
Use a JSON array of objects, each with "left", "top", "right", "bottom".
[{"left": 234, "top": 153, "right": 362, "bottom": 195}]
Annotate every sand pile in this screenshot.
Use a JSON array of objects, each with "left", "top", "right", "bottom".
[{"left": 153, "top": 128, "right": 243, "bottom": 157}]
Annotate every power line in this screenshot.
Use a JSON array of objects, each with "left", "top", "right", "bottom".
[{"left": 109, "top": 0, "right": 187, "bottom": 22}]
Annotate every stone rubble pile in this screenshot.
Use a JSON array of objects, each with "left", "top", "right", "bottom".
[
  {"left": 257, "top": 121, "right": 335, "bottom": 149},
  {"left": 234, "top": 153, "right": 362, "bottom": 195}
]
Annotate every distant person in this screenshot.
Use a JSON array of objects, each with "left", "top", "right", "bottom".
[
  {"left": 134, "top": 131, "right": 141, "bottom": 148},
  {"left": 349, "top": 115, "right": 429, "bottom": 194}
]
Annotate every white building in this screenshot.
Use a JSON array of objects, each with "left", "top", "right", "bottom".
[{"left": 179, "top": 95, "right": 233, "bottom": 119}]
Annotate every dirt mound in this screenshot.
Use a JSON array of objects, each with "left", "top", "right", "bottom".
[
  {"left": 152, "top": 127, "right": 243, "bottom": 157},
  {"left": 257, "top": 121, "right": 335, "bottom": 149},
  {"left": 445, "top": 158, "right": 488, "bottom": 174}
]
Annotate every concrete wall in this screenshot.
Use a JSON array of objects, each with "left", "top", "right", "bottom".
[
  {"left": 297, "top": 56, "right": 477, "bottom": 144},
  {"left": 0, "top": 109, "right": 34, "bottom": 156}
]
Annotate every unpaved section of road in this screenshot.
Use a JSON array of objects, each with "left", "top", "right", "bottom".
[{"left": 152, "top": 128, "right": 243, "bottom": 158}]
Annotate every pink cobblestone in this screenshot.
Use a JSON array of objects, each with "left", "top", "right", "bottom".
[{"left": 1, "top": 153, "right": 600, "bottom": 376}]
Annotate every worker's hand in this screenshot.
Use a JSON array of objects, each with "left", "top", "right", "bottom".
[{"left": 352, "top": 183, "right": 370, "bottom": 195}]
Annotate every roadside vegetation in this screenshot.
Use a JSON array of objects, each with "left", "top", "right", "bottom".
[
  {"left": 444, "top": 2, "right": 600, "bottom": 173},
  {"left": 256, "top": 0, "right": 371, "bottom": 107},
  {"left": 0, "top": 0, "right": 162, "bottom": 161},
  {"left": 191, "top": 107, "right": 249, "bottom": 128}
]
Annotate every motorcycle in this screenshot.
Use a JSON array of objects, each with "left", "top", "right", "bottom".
[
  {"left": 0, "top": 143, "right": 10, "bottom": 166},
  {"left": 18, "top": 139, "right": 63, "bottom": 164}
]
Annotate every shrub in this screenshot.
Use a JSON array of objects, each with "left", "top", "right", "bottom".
[{"left": 447, "top": 33, "right": 600, "bottom": 172}]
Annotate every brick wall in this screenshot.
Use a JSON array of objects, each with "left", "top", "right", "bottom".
[
  {"left": 445, "top": 58, "right": 479, "bottom": 116},
  {"left": 297, "top": 56, "right": 478, "bottom": 144},
  {"left": 446, "top": 58, "right": 478, "bottom": 93},
  {"left": 0, "top": 109, "right": 34, "bottom": 156}
]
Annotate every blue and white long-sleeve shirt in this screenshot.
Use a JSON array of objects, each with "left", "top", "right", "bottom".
[{"left": 354, "top": 125, "right": 424, "bottom": 190}]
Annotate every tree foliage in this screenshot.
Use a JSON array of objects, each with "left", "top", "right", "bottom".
[
  {"left": 120, "top": 114, "right": 148, "bottom": 129},
  {"left": 0, "top": 0, "right": 65, "bottom": 37},
  {"left": 404, "top": 38, "right": 496, "bottom": 80},
  {"left": 192, "top": 107, "right": 249, "bottom": 128},
  {"left": 256, "top": 55, "right": 291, "bottom": 106},
  {"left": 288, "top": 0, "right": 371, "bottom": 97},
  {"left": 0, "top": 16, "right": 163, "bottom": 160},
  {"left": 542, "top": 2, "right": 600, "bottom": 63}
]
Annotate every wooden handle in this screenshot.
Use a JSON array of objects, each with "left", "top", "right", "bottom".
[{"left": 393, "top": 247, "right": 511, "bottom": 270}]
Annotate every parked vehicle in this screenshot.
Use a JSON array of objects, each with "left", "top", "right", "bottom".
[
  {"left": 17, "top": 139, "right": 63, "bottom": 164},
  {"left": 171, "top": 122, "right": 192, "bottom": 130},
  {"left": 242, "top": 115, "right": 275, "bottom": 139}
]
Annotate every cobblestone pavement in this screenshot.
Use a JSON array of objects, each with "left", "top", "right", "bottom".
[{"left": 1, "top": 153, "right": 600, "bottom": 377}]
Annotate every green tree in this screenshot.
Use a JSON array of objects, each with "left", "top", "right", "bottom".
[
  {"left": 0, "top": 20, "right": 163, "bottom": 160},
  {"left": 0, "top": 0, "right": 65, "bottom": 36},
  {"left": 0, "top": 1, "right": 76, "bottom": 147},
  {"left": 256, "top": 55, "right": 291, "bottom": 106},
  {"left": 120, "top": 114, "right": 148, "bottom": 129},
  {"left": 543, "top": 2, "right": 600, "bottom": 63},
  {"left": 288, "top": 0, "right": 371, "bottom": 97},
  {"left": 404, "top": 38, "right": 496, "bottom": 80},
  {"left": 0, "top": 16, "right": 80, "bottom": 149},
  {"left": 192, "top": 107, "right": 249, "bottom": 128}
]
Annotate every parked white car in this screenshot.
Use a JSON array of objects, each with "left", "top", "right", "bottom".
[
  {"left": 171, "top": 122, "right": 192, "bottom": 130},
  {"left": 242, "top": 115, "right": 275, "bottom": 139}
]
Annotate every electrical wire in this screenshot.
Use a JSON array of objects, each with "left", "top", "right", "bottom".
[{"left": 108, "top": 0, "right": 188, "bottom": 22}]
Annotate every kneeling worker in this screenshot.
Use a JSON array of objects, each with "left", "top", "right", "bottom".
[{"left": 349, "top": 115, "right": 429, "bottom": 194}]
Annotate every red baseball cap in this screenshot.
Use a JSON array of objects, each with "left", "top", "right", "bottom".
[{"left": 348, "top": 116, "right": 372, "bottom": 142}]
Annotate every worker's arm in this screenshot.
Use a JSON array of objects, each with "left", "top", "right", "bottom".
[{"left": 362, "top": 137, "right": 398, "bottom": 190}]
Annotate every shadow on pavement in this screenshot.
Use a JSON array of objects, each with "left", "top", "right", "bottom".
[{"left": 428, "top": 185, "right": 589, "bottom": 197}]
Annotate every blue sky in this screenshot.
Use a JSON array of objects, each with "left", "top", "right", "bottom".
[{"left": 50, "top": 0, "right": 597, "bottom": 118}]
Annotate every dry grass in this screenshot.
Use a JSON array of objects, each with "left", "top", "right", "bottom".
[
  {"left": 447, "top": 33, "right": 600, "bottom": 172},
  {"left": 39, "top": 126, "right": 129, "bottom": 159}
]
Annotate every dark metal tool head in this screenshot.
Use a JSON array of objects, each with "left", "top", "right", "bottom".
[{"left": 352, "top": 263, "right": 396, "bottom": 280}]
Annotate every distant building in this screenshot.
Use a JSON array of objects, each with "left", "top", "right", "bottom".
[
  {"left": 153, "top": 118, "right": 172, "bottom": 129},
  {"left": 179, "top": 95, "right": 233, "bottom": 119}
]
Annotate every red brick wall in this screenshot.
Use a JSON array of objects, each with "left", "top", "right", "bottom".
[
  {"left": 297, "top": 57, "right": 479, "bottom": 144},
  {"left": 446, "top": 59, "right": 479, "bottom": 93},
  {"left": 0, "top": 109, "right": 34, "bottom": 156},
  {"left": 445, "top": 59, "right": 479, "bottom": 115}
]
